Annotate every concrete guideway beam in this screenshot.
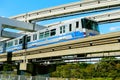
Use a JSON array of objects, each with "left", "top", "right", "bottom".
[
  {"left": 10, "top": 0, "right": 120, "bottom": 22},
  {"left": 1, "top": 31, "right": 24, "bottom": 38},
  {"left": 0, "top": 24, "right": 24, "bottom": 38},
  {"left": 7, "top": 43, "right": 120, "bottom": 61},
  {"left": 0, "top": 43, "right": 120, "bottom": 62},
  {"left": 0, "top": 17, "right": 45, "bottom": 32},
  {"left": 25, "top": 43, "right": 120, "bottom": 60},
  {"left": 86, "top": 10, "right": 120, "bottom": 24}
]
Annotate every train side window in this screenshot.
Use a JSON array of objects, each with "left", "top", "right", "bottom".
[
  {"left": 0, "top": 43, "right": 2, "bottom": 50},
  {"left": 60, "top": 27, "right": 62, "bottom": 34},
  {"left": 8, "top": 42, "right": 10, "bottom": 47},
  {"left": 63, "top": 26, "right": 65, "bottom": 33},
  {"left": 60, "top": 25, "right": 65, "bottom": 34},
  {"left": 0, "top": 43, "right": 1, "bottom": 46},
  {"left": 15, "top": 40, "right": 18, "bottom": 45},
  {"left": 81, "top": 18, "right": 91, "bottom": 29},
  {"left": 19, "top": 39, "right": 23, "bottom": 44},
  {"left": 69, "top": 24, "right": 72, "bottom": 31},
  {"left": 39, "top": 32, "right": 44, "bottom": 39},
  {"left": 33, "top": 34, "right": 37, "bottom": 41},
  {"left": 7, "top": 43, "right": 9, "bottom": 47},
  {"left": 7, "top": 41, "right": 13, "bottom": 47},
  {"left": 6, "top": 43, "right": 8, "bottom": 47},
  {"left": 76, "top": 21, "right": 79, "bottom": 28},
  {"left": 11, "top": 41, "right": 13, "bottom": 46},
  {"left": 45, "top": 31, "right": 49, "bottom": 38},
  {"left": 27, "top": 36, "right": 31, "bottom": 42},
  {"left": 50, "top": 29, "right": 56, "bottom": 36}
]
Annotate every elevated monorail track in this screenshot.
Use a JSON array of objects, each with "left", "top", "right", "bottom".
[
  {"left": 10, "top": 0, "right": 120, "bottom": 23},
  {"left": 86, "top": 10, "right": 120, "bottom": 24},
  {"left": 1, "top": 31, "right": 120, "bottom": 62}
]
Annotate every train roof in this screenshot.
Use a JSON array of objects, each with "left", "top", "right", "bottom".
[{"left": 46, "top": 17, "right": 97, "bottom": 27}]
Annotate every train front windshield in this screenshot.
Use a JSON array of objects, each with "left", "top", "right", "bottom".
[{"left": 81, "top": 18, "right": 99, "bottom": 32}]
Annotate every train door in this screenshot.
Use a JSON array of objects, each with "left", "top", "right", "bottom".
[
  {"left": 73, "top": 19, "right": 85, "bottom": 38},
  {"left": 74, "top": 19, "right": 83, "bottom": 32}
]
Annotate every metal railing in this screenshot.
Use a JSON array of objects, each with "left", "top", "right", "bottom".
[
  {"left": 0, "top": 75, "right": 49, "bottom": 80},
  {"left": 0, "top": 75, "right": 120, "bottom": 80}
]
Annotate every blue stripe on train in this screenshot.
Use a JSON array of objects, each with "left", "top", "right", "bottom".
[
  {"left": 27, "top": 36, "right": 84, "bottom": 49},
  {"left": 6, "top": 44, "right": 22, "bottom": 52},
  {"left": 27, "top": 31, "right": 84, "bottom": 45},
  {"left": 5, "top": 31, "right": 85, "bottom": 53},
  {"left": 27, "top": 31, "right": 84, "bottom": 49}
]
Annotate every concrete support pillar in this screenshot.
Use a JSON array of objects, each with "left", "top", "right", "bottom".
[
  {"left": 30, "top": 63, "right": 37, "bottom": 80},
  {"left": 15, "top": 63, "right": 26, "bottom": 80},
  {"left": 7, "top": 52, "right": 12, "bottom": 63},
  {"left": 17, "top": 63, "right": 24, "bottom": 75}
]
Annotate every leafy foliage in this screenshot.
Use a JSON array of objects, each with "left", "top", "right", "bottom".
[{"left": 50, "top": 57, "right": 120, "bottom": 79}]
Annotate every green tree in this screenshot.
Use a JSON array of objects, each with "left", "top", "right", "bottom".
[
  {"left": 85, "top": 64, "right": 95, "bottom": 78},
  {"left": 3, "top": 63, "right": 13, "bottom": 71},
  {"left": 115, "top": 63, "right": 120, "bottom": 77},
  {"left": 95, "top": 57, "right": 118, "bottom": 78},
  {"left": 50, "top": 57, "right": 120, "bottom": 79}
]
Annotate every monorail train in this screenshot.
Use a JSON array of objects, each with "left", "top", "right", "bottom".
[{"left": 0, "top": 18, "right": 99, "bottom": 53}]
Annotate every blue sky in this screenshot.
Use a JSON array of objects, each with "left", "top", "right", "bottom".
[{"left": 0, "top": 0, "right": 120, "bottom": 34}]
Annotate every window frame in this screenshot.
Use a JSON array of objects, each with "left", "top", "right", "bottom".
[
  {"left": 45, "top": 31, "right": 49, "bottom": 38},
  {"left": 27, "top": 36, "right": 31, "bottom": 42},
  {"left": 15, "top": 40, "right": 18, "bottom": 45},
  {"left": 19, "top": 38, "right": 23, "bottom": 44},
  {"left": 7, "top": 41, "right": 13, "bottom": 47},
  {"left": 33, "top": 34, "right": 37, "bottom": 41},
  {"left": 76, "top": 21, "right": 79, "bottom": 28},
  {"left": 50, "top": 29, "right": 56, "bottom": 36},
  {"left": 39, "top": 32, "right": 44, "bottom": 39},
  {"left": 69, "top": 24, "right": 72, "bottom": 32},
  {"left": 60, "top": 25, "right": 66, "bottom": 34}
]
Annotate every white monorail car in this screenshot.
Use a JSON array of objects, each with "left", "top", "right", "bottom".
[
  {"left": 0, "top": 18, "right": 99, "bottom": 53},
  {"left": 27, "top": 18, "right": 99, "bottom": 49}
]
